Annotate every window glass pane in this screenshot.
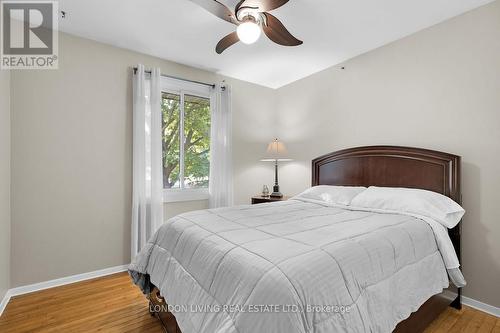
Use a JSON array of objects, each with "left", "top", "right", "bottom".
[
  {"left": 184, "top": 94, "right": 211, "bottom": 189},
  {"left": 162, "top": 93, "right": 181, "bottom": 189}
]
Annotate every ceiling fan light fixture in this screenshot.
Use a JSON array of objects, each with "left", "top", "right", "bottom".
[
  {"left": 236, "top": 19, "right": 261, "bottom": 44},
  {"left": 191, "top": 0, "right": 303, "bottom": 53}
]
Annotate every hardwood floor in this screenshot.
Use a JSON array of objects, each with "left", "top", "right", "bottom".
[
  {"left": 0, "top": 273, "right": 162, "bottom": 333},
  {"left": 0, "top": 272, "right": 498, "bottom": 333},
  {"left": 425, "top": 305, "right": 500, "bottom": 333}
]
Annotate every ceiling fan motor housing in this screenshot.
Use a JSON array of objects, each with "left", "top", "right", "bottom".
[{"left": 236, "top": 8, "right": 261, "bottom": 23}]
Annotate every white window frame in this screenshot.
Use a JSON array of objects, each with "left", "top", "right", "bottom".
[{"left": 161, "top": 77, "right": 212, "bottom": 203}]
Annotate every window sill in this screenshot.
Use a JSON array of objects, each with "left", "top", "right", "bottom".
[{"left": 163, "top": 188, "right": 209, "bottom": 203}]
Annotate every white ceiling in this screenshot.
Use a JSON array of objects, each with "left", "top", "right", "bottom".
[{"left": 58, "top": 0, "right": 493, "bottom": 88}]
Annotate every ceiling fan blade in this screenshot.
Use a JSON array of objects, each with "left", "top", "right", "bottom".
[
  {"left": 216, "top": 32, "right": 240, "bottom": 54},
  {"left": 189, "top": 0, "right": 237, "bottom": 24},
  {"left": 262, "top": 13, "right": 303, "bottom": 46},
  {"left": 236, "top": 0, "right": 289, "bottom": 12}
]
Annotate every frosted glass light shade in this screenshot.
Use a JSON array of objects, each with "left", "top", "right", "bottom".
[{"left": 237, "top": 21, "right": 261, "bottom": 44}]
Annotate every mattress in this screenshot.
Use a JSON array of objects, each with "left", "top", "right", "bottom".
[{"left": 129, "top": 199, "right": 451, "bottom": 333}]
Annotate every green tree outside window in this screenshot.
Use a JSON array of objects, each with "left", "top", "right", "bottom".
[{"left": 162, "top": 93, "right": 211, "bottom": 189}]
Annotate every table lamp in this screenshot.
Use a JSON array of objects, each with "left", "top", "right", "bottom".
[{"left": 260, "top": 138, "right": 292, "bottom": 198}]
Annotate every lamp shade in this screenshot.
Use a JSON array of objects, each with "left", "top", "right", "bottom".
[{"left": 261, "top": 139, "right": 292, "bottom": 161}]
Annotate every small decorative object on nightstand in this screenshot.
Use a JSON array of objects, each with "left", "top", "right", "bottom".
[
  {"left": 262, "top": 185, "right": 270, "bottom": 197},
  {"left": 260, "top": 138, "right": 292, "bottom": 198},
  {"left": 251, "top": 195, "right": 290, "bottom": 205}
]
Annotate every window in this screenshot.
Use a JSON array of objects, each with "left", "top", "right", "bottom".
[{"left": 161, "top": 78, "right": 211, "bottom": 202}]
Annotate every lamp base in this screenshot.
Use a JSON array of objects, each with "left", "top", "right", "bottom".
[{"left": 270, "top": 185, "right": 283, "bottom": 198}]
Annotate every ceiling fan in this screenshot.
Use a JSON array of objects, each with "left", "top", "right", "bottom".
[{"left": 189, "top": 0, "right": 303, "bottom": 54}]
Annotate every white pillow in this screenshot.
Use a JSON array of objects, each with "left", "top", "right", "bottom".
[
  {"left": 350, "top": 186, "right": 465, "bottom": 228},
  {"left": 294, "top": 185, "right": 367, "bottom": 206}
]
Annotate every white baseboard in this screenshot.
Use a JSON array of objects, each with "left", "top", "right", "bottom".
[
  {"left": 0, "top": 289, "right": 12, "bottom": 318},
  {"left": 463, "top": 296, "right": 500, "bottom": 318},
  {"left": 0, "top": 264, "right": 129, "bottom": 317}
]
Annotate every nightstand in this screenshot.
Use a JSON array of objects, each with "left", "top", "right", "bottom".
[{"left": 251, "top": 196, "right": 290, "bottom": 205}]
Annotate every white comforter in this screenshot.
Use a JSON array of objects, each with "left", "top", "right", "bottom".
[{"left": 129, "top": 199, "right": 454, "bottom": 333}]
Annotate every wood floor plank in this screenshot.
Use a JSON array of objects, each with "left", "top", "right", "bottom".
[
  {"left": 492, "top": 319, "right": 500, "bottom": 333},
  {"left": 0, "top": 273, "right": 162, "bottom": 333},
  {"left": 477, "top": 313, "right": 497, "bottom": 333},
  {"left": 0, "top": 272, "right": 498, "bottom": 333},
  {"left": 466, "top": 308, "right": 490, "bottom": 332},
  {"left": 427, "top": 307, "right": 462, "bottom": 332}
]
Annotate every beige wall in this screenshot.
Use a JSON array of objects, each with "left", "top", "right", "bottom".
[
  {"left": 232, "top": 79, "right": 278, "bottom": 205},
  {"left": 0, "top": 70, "right": 11, "bottom": 299},
  {"left": 274, "top": 1, "right": 500, "bottom": 307},
  {"left": 10, "top": 32, "right": 275, "bottom": 287}
]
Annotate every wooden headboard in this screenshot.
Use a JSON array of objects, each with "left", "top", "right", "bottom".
[
  {"left": 312, "top": 145, "right": 462, "bottom": 265},
  {"left": 312, "top": 146, "right": 463, "bottom": 320},
  {"left": 312, "top": 146, "right": 461, "bottom": 204}
]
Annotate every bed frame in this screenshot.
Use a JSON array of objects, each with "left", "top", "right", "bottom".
[
  {"left": 312, "top": 146, "right": 462, "bottom": 333},
  {"left": 149, "top": 145, "right": 462, "bottom": 333}
]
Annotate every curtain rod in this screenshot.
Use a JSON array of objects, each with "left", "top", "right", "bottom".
[{"left": 133, "top": 67, "right": 216, "bottom": 88}]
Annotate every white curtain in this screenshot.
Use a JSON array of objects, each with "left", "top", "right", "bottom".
[
  {"left": 209, "top": 84, "right": 233, "bottom": 208},
  {"left": 131, "top": 64, "right": 164, "bottom": 259}
]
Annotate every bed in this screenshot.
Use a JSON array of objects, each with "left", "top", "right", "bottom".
[{"left": 129, "top": 146, "right": 463, "bottom": 333}]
